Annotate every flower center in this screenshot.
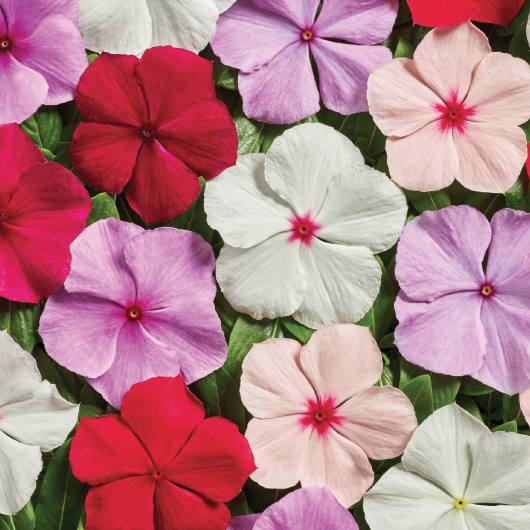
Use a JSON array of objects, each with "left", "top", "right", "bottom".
[
  {"left": 435, "top": 92, "right": 475, "bottom": 133},
  {"left": 288, "top": 213, "right": 321, "bottom": 246},
  {"left": 0, "top": 38, "right": 10, "bottom": 50},
  {"left": 301, "top": 29, "right": 314, "bottom": 42},
  {"left": 481, "top": 284, "right": 494, "bottom": 297},
  {"left": 140, "top": 127, "right": 156, "bottom": 140},
  {"left": 126, "top": 305, "right": 143, "bottom": 321},
  {"left": 454, "top": 498, "right": 467, "bottom": 510},
  {"left": 300, "top": 397, "right": 342, "bottom": 437},
  {"left": 0, "top": 212, "right": 4, "bottom": 228}
]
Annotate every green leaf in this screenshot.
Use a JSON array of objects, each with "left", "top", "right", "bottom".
[
  {"left": 35, "top": 439, "right": 88, "bottom": 530},
  {"left": 459, "top": 377, "right": 494, "bottom": 396},
  {"left": 218, "top": 67, "right": 238, "bottom": 90},
  {"left": 464, "top": 192, "right": 505, "bottom": 219},
  {"left": 0, "top": 299, "right": 42, "bottom": 352},
  {"left": 508, "top": 20, "right": 530, "bottom": 62},
  {"left": 233, "top": 101, "right": 266, "bottom": 155},
  {"left": 399, "top": 356, "right": 427, "bottom": 388},
  {"left": 86, "top": 193, "right": 119, "bottom": 226},
  {"left": 0, "top": 503, "right": 35, "bottom": 530},
  {"left": 352, "top": 112, "right": 386, "bottom": 158},
  {"left": 430, "top": 374, "right": 461, "bottom": 410},
  {"left": 506, "top": 173, "right": 530, "bottom": 212},
  {"left": 492, "top": 421, "right": 517, "bottom": 433},
  {"left": 281, "top": 316, "right": 314, "bottom": 344},
  {"left": 401, "top": 375, "right": 434, "bottom": 423},
  {"left": 394, "top": 37, "right": 414, "bottom": 59},
  {"left": 33, "top": 347, "right": 78, "bottom": 404},
  {"left": 405, "top": 189, "right": 451, "bottom": 212},
  {"left": 21, "top": 107, "right": 63, "bottom": 152},
  {"left": 456, "top": 395, "right": 483, "bottom": 422}
]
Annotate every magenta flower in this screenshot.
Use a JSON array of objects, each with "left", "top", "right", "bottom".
[
  {"left": 0, "top": 0, "right": 88, "bottom": 124},
  {"left": 229, "top": 487, "right": 359, "bottom": 530},
  {"left": 395, "top": 206, "right": 530, "bottom": 395},
  {"left": 211, "top": 0, "right": 397, "bottom": 124},
  {"left": 39, "top": 218, "right": 228, "bottom": 409}
]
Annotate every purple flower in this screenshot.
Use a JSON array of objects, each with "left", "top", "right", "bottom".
[
  {"left": 229, "top": 487, "right": 359, "bottom": 529},
  {"left": 211, "top": 0, "right": 397, "bottom": 124},
  {"left": 0, "top": 0, "right": 88, "bottom": 124},
  {"left": 39, "top": 218, "right": 228, "bottom": 409},
  {"left": 395, "top": 206, "right": 530, "bottom": 395}
]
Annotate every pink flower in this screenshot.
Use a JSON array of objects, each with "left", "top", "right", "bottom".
[
  {"left": 0, "top": 0, "right": 88, "bottom": 124},
  {"left": 0, "top": 124, "right": 92, "bottom": 303},
  {"left": 368, "top": 22, "right": 530, "bottom": 193},
  {"left": 240, "top": 324, "right": 417, "bottom": 507}
]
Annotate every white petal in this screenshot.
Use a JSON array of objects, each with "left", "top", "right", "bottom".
[
  {"left": 265, "top": 123, "right": 364, "bottom": 216},
  {"left": 0, "top": 331, "right": 41, "bottom": 408},
  {"left": 0, "top": 431, "right": 41, "bottom": 515},
  {"left": 216, "top": 234, "right": 306, "bottom": 320},
  {"left": 464, "top": 504, "right": 530, "bottom": 530},
  {"left": 78, "top": 0, "right": 152, "bottom": 54},
  {"left": 315, "top": 164, "right": 407, "bottom": 253},
  {"left": 0, "top": 381, "right": 79, "bottom": 452},
  {"left": 465, "top": 432, "right": 530, "bottom": 505},
  {"left": 204, "top": 154, "right": 293, "bottom": 248},
  {"left": 401, "top": 404, "right": 490, "bottom": 498},
  {"left": 364, "top": 464, "right": 461, "bottom": 530},
  {"left": 211, "top": 0, "right": 236, "bottom": 13},
  {"left": 146, "top": 0, "right": 219, "bottom": 53},
  {"left": 293, "top": 239, "right": 381, "bottom": 329}
]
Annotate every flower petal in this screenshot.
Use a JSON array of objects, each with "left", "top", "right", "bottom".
[
  {"left": 216, "top": 234, "right": 306, "bottom": 321},
  {"left": 120, "top": 377, "right": 205, "bottom": 471},
  {"left": 315, "top": 164, "right": 407, "bottom": 253},
  {"left": 238, "top": 41, "right": 320, "bottom": 124},
  {"left": 211, "top": 0, "right": 300, "bottom": 72},
  {"left": 394, "top": 291, "right": 487, "bottom": 377},
  {"left": 204, "top": 154, "right": 293, "bottom": 248},
  {"left": 335, "top": 386, "right": 417, "bottom": 460},
  {"left": 464, "top": 504, "right": 530, "bottom": 530},
  {"left": 78, "top": 0, "right": 152, "bottom": 55},
  {"left": 240, "top": 338, "right": 316, "bottom": 418},
  {"left": 299, "top": 325, "right": 383, "bottom": 403},
  {"left": 163, "top": 417, "right": 255, "bottom": 502},
  {"left": 311, "top": 39, "right": 392, "bottom": 115},
  {"left": 0, "top": 381, "right": 78, "bottom": 452},
  {"left": 401, "top": 404, "right": 490, "bottom": 498},
  {"left": 294, "top": 240, "right": 381, "bottom": 329},
  {"left": 251, "top": 0, "right": 319, "bottom": 27},
  {"left": 229, "top": 515, "right": 260, "bottom": 530},
  {"left": 0, "top": 431, "right": 41, "bottom": 515},
  {"left": 265, "top": 123, "right": 364, "bottom": 216},
  {"left": 367, "top": 57, "right": 443, "bottom": 137},
  {"left": 521, "top": 387, "right": 530, "bottom": 424},
  {"left": 70, "top": 416, "right": 154, "bottom": 486}
]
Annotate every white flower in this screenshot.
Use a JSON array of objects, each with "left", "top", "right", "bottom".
[
  {"left": 364, "top": 404, "right": 530, "bottom": 530},
  {"left": 78, "top": 0, "right": 236, "bottom": 55},
  {"left": 204, "top": 123, "right": 407, "bottom": 329},
  {"left": 0, "top": 332, "right": 79, "bottom": 515}
]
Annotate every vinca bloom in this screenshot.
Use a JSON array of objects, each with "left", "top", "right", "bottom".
[
  {"left": 70, "top": 47, "right": 238, "bottom": 225},
  {"left": 368, "top": 22, "right": 530, "bottom": 193},
  {"left": 211, "top": 0, "right": 398, "bottom": 124},
  {"left": 229, "top": 487, "right": 359, "bottom": 530},
  {"left": 240, "top": 325, "right": 417, "bottom": 507},
  {"left": 70, "top": 377, "right": 256, "bottom": 530},
  {"left": 205, "top": 123, "right": 407, "bottom": 329},
  {"left": 395, "top": 206, "right": 530, "bottom": 395},
  {"left": 0, "top": 0, "right": 87, "bottom": 124},
  {"left": 40, "top": 218, "right": 227, "bottom": 409},
  {"left": 0, "top": 124, "right": 91, "bottom": 303}
]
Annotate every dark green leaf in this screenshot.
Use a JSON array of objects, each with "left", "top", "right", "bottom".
[
  {"left": 508, "top": 20, "right": 530, "bottom": 62},
  {"left": 464, "top": 192, "right": 505, "bottom": 219},
  {"left": 281, "top": 316, "right": 314, "bottom": 344},
  {"left": 456, "top": 395, "right": 483, "bottom": 422},
  {"left": 430, "top": 374, "right": 461, "bottom": 410},
  {"left": 506, "top": 173, "right": 530, "bottom": 212},
  {"left": 492, "top": 421, "right": 517, "bottom": 433},
  {"left": 0, "top": 502, "right": 35, "bottom": 530},
  {"left": 33, "top": 347, "right": 78, "bottom": 404},
  {"left": 401, "top": 375, "right": 434, "bottom": 423},
  {"left": 233, "top": 102, "right": 266, "bottom": 155},
  {"left": 394, "top": 37, "right": 414, "bottom": 59},
  {"left": 0, "top": 299, "right": 42, "bottom": 352},
  {"left": 459, "top": 377, "right": 494, "bottom": 396},
  {"left": 86, "top": 194, "right": 119, "bottom": 226},
  {"left": 21, "top": 108, "right": 63, "bottom": 152},
  {"left": 399, "top": 356, "right": 427, "bottom": 388},
  {"left": 352, "top": 112, "right": 386, "bottom": 158},
  {"left": 405, "top": 189, "right": 451, "bottom": 212}
]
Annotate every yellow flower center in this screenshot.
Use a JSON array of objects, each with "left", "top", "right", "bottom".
[{"left": 454, "top": 498, "right": 467, "bottom": 510}]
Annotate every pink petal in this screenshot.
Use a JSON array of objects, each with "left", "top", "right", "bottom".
[
  {"left": 335, "top": 386, "right": 417, "bottom": 460},
  {"left": 520, "top": 388, "right": 530, "bottom": 425},
  {"left": 367, "top": 58, "right": 443, "bottom": 137},
  {"left": 453, "top": 122, "right": 527, "bottom": 193},
  {"left": 240, "top": 338, "right": 316, "bottom": 418},
  {"left": 413, "top": 22, "right": 491, "bottom": 103},
  {"left": 395, "top": 291, "right": 488, "bottom": 376},
  {"left": 252, "top": 0, "right": 319, "bottom": 27},
  {"left": 238, "top": 41, "right": 320, "bottom": 124},
  {"left": 299, "top": 324, "right": 383, "bottom": 404},
  {"left": 311, "top": 39, "right": 392, "bottom": 116},
  {"left": 387, "top": 120, "right": 459, "bottom": 191},
  {"left": 211, "top": 0, "right": 300, "bottom": 72},
  {"left": 228, "top": 515, "right": 260, "bottom": 530}
]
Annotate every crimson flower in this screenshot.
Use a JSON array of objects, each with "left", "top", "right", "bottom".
[
  {"left": 0, "top": 124, "right": 91, "bottom": 303},
  {"left": 70, "top": 377, "right": 256, "bottom": 530},
  {"left": 70, "top": 47, "right": 238, "bottom": 225}
]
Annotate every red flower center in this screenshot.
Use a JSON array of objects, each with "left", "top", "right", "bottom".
[
  {"left": 481, "top": 284, "right": 494, "bottom": 298},
  {"left": 0, "top": 38, "right": 10, "bottom": 51},
  {"left": 0, "top": 212, "right": 4, "bottom": 228},
  {"left": 301, "top": 29, "right": 314, "bottom": 42},
  {"left": 288, "top": 213, "right": 321, "bottom": 246},
  {"left": 140, "top": 127, "right": 156, "bottom": 140},
  {"left": 300, "top": 397, "right": 342, "bottom": 437},
  {"left": 435, "top": 92, "right": 475, "bottom": 133},
  {"left": 126, "top": 305, "right": 143, "bottom": 321}
]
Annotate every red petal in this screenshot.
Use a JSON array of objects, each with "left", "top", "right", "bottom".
[
  {"left": 0, "top": 162, "right": 91, "bottom": 303},
  {"left": 0, "top": 124, "right": 45, "bottom": 206},
  {"left": 163, "top": 418, "right": 256, "bottom": 502},
  {"left": 70, "top": 416, "right": 154, "bottom": 486},
  {"left": 75, "top": 53, "right": 148, "bottom": 127},
  {"left": 85, "top": 476, "right": 156, "bottom": 530},
  {"left": 157, "top": 99, "right": 237, "bottom": 180},
  {"left": 136, "top": 47, "right": 216, "bottom": 129},
  {"left": 125, "top": 140, "right": 201, "bottom": 224},
  {"left": 70, "top": 122, "right": 143, "bottom": 193},
  {"left": 154, "top": 479, "right": 231, "bottom": 530},
  {"left": 120, "top": 377, "right": 205, "bottom": 471}
]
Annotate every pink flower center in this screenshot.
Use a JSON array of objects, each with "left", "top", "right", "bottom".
[
  {"left": 126, "top": 304, "right": 143, "bottom": 321},
  {"left": 301, "top": 29, "right": 314, "bottom": 42},
  {"left": 481, "top": 284, "right": 494, "bottom": 298},
  {"left": 300, "top": 397, "right": 342, "bottom": 437},
  {"left": 435, "top": 92, "right": 475, "bottom": 133},
  {"left": 140, "top": 127, "right": 156, "bottom": 140},
  {"left": 288, "top": 213, "right": 321, "bottom": 246},
  {"left": 0, "top": 213, "right": 4, "bottom": 228},
  {"left": 0, "top": 38, "right": 10, "bottom": 51}
]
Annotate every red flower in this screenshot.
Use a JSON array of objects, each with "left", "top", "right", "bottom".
[
  {"left": 70, "top": 47, "right": 238, "bottom": 225},
  {"left": 0, "top": 124, "right": 91, "bottom": 303},
  {"left": 70, "top": 377, "right": 256, "bottom": 530},
  {"left": 407, "top": 0, "right": 524, "bottom": 27}
]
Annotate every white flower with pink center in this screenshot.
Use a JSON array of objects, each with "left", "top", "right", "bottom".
[
  {"left": 239, "top": 324, "right": 418, "bottom": 508},
  {"left": 204, "top": 123, "right": 407, "bottom": 329}
]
